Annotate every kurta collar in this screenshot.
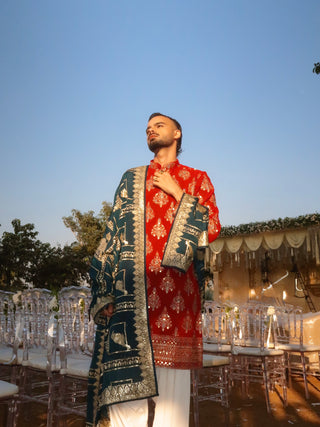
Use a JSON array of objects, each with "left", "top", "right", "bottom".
[{"left": 149, "top": 158, "right": 180, "bottom": 172}]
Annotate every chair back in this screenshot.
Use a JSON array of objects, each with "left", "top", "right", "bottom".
[
  {"left": 274, "top": 306, "right": 303, "bottom": 348},
  {"left": 0, "top": 291, "right": 15, "bottom": 347},
  {"left": 20, "top": 288, "right": 55, "bottom": 362},
  {"left": 231, "top": 303, "right": 272, "bottom": 350},
  {"left": 203, "top": 301, "right": 231, "bottom": 347},
  {"left": 58, "top": 286, "right": 94, "bottom": 357}
]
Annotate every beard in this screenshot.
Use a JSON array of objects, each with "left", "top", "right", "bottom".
[{"left": 148, "top": 138, "right": 173, "bottom": 153}]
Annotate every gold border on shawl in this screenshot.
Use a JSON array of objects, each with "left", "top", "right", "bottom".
[
  {"left": 128, "top": 166, "right": 157, "bottom": 396},
  {"left": 90, "top": 327, "right": 108, "bottom": 425},
  {"left": 162, "top": 193, "right": 198, "bottom": 272},
  {"left": 198, "top": 230, "right": 209, "bottom": 248},
  {"left": 99, "top": 166, "right": 157, "bottom": 406}
]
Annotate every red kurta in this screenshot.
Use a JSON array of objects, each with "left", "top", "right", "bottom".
[{"left": 145, "top": 159, "right": 220, "bottom": 369}]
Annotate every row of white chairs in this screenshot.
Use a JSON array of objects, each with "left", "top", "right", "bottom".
[
  {"left": 202, "top": 300, "right": 320, "bottom": 413},
  {"left": 4, "top": 289, "right": 318, "bottom": 424},
  {"left": 0, "top": 286, "right": 94, "bottom": 426},
  {"left": 1, "top": 288, "right": 231, "bottom": 427}
]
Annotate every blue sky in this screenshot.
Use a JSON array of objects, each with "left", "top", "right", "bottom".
[{"left": 1, "top": 1, "right": 319, "bottom": 246}]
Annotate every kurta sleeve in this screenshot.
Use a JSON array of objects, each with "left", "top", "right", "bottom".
[
  {"left": 161, "top": 170, "right": 220, "bottom": 273},
  {"left": 194, "top": 171, "right": 221, "bottom": 244},
  {"left": 89, "top": 179, "right": 124, "bottom": 324}
]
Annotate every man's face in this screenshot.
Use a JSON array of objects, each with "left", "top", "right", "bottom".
[{"left": 146, "top": 115, "right": 180, "bottom": 153}]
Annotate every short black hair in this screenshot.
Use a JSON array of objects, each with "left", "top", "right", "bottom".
[{"left": 148, "top": 112, "right": 182, "bottom": 156}]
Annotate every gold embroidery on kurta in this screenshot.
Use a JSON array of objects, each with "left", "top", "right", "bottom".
[
  {"left": 178, "top": 168, "right": 191, "bottom": 180},
  {"left": 149, "top": 252, "right": 163, "bottom": 274},
  {"left": 170, "top": 291, "right": 185, "bottom": 314},
  {"left": 188, "top": 179, "right": 196, "bottom": 195},
  {"left": 153, "top": 191, "right": 169, "bottom": 207},
  {"left": 200, "top": 174, "right": 213, "bottom": 192},
  {"left": 146, "top": 202, "right": 155, "bottom": 222},
  {"left": 160, "top": 270, "right": 175, "bottom": 294},
  {"left": 182, "top": 310, "right": 193, "bottom": 333},
  {"left": 164, "top": 202, "right": 176, "bottom": 223},
  {"left": 151, "top": 335, "right": 202, "bottom": 369},
  {"left": 146, "top": 235, "right": 153, "bottom": 255},
  {"left": 208, "top": 217, "right": 219, "bottom": 235},
  {"left": 146, "top": 179, "right": 154, "bottom": 191},
  {"left": 156, "top": 307, "right": 173, "bottom": 331},
  {"left": 149, "top": 288, "right": 161, "bottom": 311},
  {"left": 184, "top": 275, "right": 194, "bottom": 295},
  {"left": 151, "top": 219, "right": 167, "bottom": 240}
]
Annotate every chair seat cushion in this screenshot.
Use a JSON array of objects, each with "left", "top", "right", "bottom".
[
  {"left": 0, "top": 380, "right": 19, "bottom": 398},
  {"left": 203, "top": 343, "right": 231, "bottom": 353},
  {"left": 0, "top": 345, "right": 23, "bottom": 364},
  {"left": 59, "top": 354, "right": 91, "bottom": 377},
  {"left": 277, "top": 344, "right": 320, "bottom": 352},
  {"left": 202, "top": 354, "right": 230, "bottom": 368},
  {"left": 232, "top": 346, "right": 284, "bottom": 356},
  {"left": 21, "top": 349, "right": 60, "bottom": 371}
]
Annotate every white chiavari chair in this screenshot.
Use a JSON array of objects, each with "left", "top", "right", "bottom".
[
  {"left": 202, "top": 301, "right": 232, "bottom": 355},
  {"left": 18, "top": 288, "right": 59, "bottom": 427},
  {"left": 0, "top": 291, "right": 23, "bottom": 384},
  {"left": 191, "top": 353, "right": 230, "bottom": 427},
  {"left": 230, "top": 303, "right": 287, "bottom": 413},
  {"left": 0, "top": 290, "right": 22, "bottom": 370},
  {"left": 190, "top": 302, "right": 231, "bottom": 426},
  {"left": 56, "top": 286, "right": 94, "bottom": 424},
  {"left": 274, "top": 306, "right": 320, "bottom": 399}
]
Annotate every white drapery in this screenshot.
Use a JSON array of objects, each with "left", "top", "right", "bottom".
[{"left": 210, "top": 227, "right": 320, "bottom": 265}]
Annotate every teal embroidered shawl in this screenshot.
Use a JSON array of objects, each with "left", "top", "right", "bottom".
[{"left": 86, "top": 166, "right": 209, "bottom": 426}]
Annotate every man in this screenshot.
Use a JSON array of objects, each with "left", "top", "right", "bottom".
[{"left": 87, "top": 113, "right": 221, "bottom": 427}]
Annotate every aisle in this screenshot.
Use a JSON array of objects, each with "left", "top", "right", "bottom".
[{"left": 1, "top": 373, "right": 320, "bottom": 426}]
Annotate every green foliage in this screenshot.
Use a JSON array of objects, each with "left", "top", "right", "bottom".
[
  {"left": 0, "top": 219, "right": 89, "bottom": 292},
  {"left": 0, "top": 201, "right": 113, "bottom": 292},
  {"left": 313, "top": 62, "right": 320, "bottom": 74},
  {"left": 30, "top": 243, "right": 90, "bottom": 293},
  {"left": 62, "top": 201, "right": 112, "bottom": 256},
  {"left": 0, "top": 219, "right": 43, "bottom": 290}
]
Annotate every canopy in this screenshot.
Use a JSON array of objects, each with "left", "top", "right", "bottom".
[{"left": 210, "top": 227, "right": 320, "bottom": 265}]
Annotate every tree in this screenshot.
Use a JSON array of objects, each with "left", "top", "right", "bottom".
[
  {"left": 31, "top": 243, "right": 90, "bottom": 293},
  {"left": 0, "top": 219, "right": 91, "bottom": 292},
  {"left": 313, "top": 62, "right": 320, "bottom": 74},
  {"left": 0, "top": 219, "right": 44, "bottom": 290},
  {"left": 63, "top": 201, "right": 112, "bottom": 256}
]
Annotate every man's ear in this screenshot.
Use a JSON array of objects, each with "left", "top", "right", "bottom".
[{"left": 174, "top": 129, "right": 181, "bottom": 139}]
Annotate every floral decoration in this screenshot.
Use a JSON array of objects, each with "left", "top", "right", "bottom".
[{"left": 220, "top": 213, "right": 320, "bottom": 238}]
